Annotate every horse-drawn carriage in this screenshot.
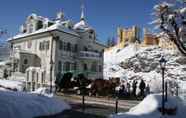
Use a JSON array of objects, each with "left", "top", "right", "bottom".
[{"left": 55, "top": 71, "right": 120, "bottom": 97}]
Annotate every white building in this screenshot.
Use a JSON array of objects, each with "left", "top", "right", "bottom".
[{"left": 8, "top": 8, "right": 106, "bottom": 90}]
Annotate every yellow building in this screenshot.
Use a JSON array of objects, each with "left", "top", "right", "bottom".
[
  {"left": 117, "top": 26, "right": 140, "bottom": 48},
  {"left": 142, "top": 28, "right": 159, "bottom": 46}
]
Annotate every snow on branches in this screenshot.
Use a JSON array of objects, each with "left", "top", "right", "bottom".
[{"left": 152, "top": 1, "right": 186, "bottom": 56}]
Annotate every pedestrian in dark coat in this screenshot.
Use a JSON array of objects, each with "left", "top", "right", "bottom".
[
  {"left": 139, "top": 79, "right": 146, "bottom": 97},
  {"left": 132, "top": 80, "right": 137, "bottom": 97}
]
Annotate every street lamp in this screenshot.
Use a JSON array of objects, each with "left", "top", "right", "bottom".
[
  {"left": 115, "top": 87, "right": 119, "bottom": 114},
  {"left": 159, "top": 56, "right": 167, "bottom": 115}
]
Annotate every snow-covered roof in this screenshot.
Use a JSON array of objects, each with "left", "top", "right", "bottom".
[
  {"left": 9, "top": 22, "right": 80, "bottom": 41},
  {"left": 27, "top": 13, "right": 53, "bottom": 24},
  {"left": 73, "top": 19, "right": 92, "bottom": 31}
]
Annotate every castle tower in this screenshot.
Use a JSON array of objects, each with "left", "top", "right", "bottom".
[{"left": 117, "top": 26, "right": 140, "bottom": 48}]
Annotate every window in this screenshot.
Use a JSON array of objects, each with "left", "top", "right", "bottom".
[
  {"left": 24, "top": 59, "right": 28, "bottom": 65},
  {"left": 59, "top": 41, "right": 63, "bottom": 50},
  {"left": 91, "top": 62, "right": 97, "bottom": 72},
  {"left": 46, "top": 41, "right": 50, "bottom": 50},
  {"left": 74, "top": 63, "right": 77, "bottom": 70},
  {"left": 39, "top": 41, "right": 50, "bottom": 50},
  {"left": 37, "top": 20, "right": 43, "bottom": 30},
  {"left": 63, "top": 42, "right": 67, "bottom": 51},
  {"left": 84, "top": 46, "right": 88, "bottom": 51},
  {"left": 65, "top": 62, "right": 70, "bottom": 71},
  {"left": 67, "top": 42, "right": 71, "bottom": 51},
  {"left": 83, "top": 64, "right": 88, "bottom": 71},
  {"left": 39, "top": 42, "right": 44, "bottom": 50},
  {"left": 58, "top": 61, "right": 62, "bottom": 72},
  {"left": 89, "top": 35, "right": 92, "bottom": 39},
  {"left": 74, "top": 44, "right": 78, "bottom": 52}
]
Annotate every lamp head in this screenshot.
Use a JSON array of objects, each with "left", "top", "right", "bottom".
[{"left": 159, "top": 56, "right": 167, "bottom": 69}]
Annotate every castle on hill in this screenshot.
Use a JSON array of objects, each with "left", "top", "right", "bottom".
[{"left": 105, "top": 26, "right": 177, "bottom": 51}]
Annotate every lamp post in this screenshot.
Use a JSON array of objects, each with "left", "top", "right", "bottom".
[
  {"left": 115, "top": 87, "right": 119, "bottom": 114},
  {"left": 159, "top": 56, "right": 167, "bottom": 115}
]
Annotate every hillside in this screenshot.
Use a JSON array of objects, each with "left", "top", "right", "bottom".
[{"left": 104, "top": 44, "right": 186, "bottom": 92}]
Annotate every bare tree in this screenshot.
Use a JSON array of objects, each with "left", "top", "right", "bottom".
[{"left": 152, "top": 1, "right": 186, "bottom": 55}]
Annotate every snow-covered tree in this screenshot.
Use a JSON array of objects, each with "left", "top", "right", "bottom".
[{"left": 152, "top": 0, "right": 186, "bottom": 55}]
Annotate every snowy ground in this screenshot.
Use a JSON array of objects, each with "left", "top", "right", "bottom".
[
  {"left": 0, "top": 78, "right": 70, "bottom": 118},
  {"left": 0, "top": 90, "right": 70, "bottom": 118},
  {"left": 111, "top": 94, "right": 186, "bottom": 118}
]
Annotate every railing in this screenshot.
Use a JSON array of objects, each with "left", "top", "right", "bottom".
[{"left": 79, "top": 51, "right": 101, "bottom": 60}]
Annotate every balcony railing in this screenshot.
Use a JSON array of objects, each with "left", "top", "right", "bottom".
[{"left": 79, "top": 51, "right": 102, "bottom": 60}]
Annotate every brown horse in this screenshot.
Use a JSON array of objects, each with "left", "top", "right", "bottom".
[{"left": 89, "top": 78, "right": 120, "bottom": 96}]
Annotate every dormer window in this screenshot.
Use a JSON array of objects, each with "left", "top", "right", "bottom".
[
  {"left": 28, "top": 24, "right": 34, "bottom": 33},
  {"left": 37, "top": 20, "right": 43, "bottom": 30},
  {"left": 89, "top": 30, "right": 94, "bottom": 34},
  {"left": 89, "top": 30, "right": 95, "bottom": 39},
  {"left": 48, "top": 22, "right": 54, "bottom": 27}
]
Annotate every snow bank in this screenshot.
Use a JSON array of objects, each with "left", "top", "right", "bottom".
[
  {"left": 0, "top": 79, "right": 25, "bottom": 91},
  {"left": 111, "top": 94, "right": 186, "bottom": 118},
  {"left": 31, "top": 87, "right": 53, "bottom": 97},
  {"left": 0, "top": 90, "right": 70, "bottom": 118}
]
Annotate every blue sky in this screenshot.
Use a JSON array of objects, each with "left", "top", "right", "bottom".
[{"left": 0, "top": 0, "right": 162, "bottom": 44}]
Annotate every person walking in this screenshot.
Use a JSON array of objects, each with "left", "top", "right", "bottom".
[
  {"left": 139, "top": 79, "right": 146, "bottom": 98},
  {"left": 126, "top": 82, "right": 131, "bottom": 97},
  {"left": 145, "top": 84, "right": 150, "bottom": 96},
  {"left": 132, "top": 80, "right": 138, "bottom": 97}
]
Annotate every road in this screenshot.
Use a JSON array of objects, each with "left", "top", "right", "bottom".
[{"left": 56, "top": 93, "right": 140, "bottom": 111}]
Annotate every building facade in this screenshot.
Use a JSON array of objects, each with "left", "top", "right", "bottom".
[{"left": 8, "top": 10, "right": 106, "bottom": 89}]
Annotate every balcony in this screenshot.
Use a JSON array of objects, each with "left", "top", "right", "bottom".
[{"left": 79, "top": 51, "right": 102, "bottom": 60}]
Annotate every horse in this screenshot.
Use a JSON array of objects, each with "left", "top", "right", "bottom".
[{"left": 89, "top": 78, "right": 120, "bottom": 96}]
